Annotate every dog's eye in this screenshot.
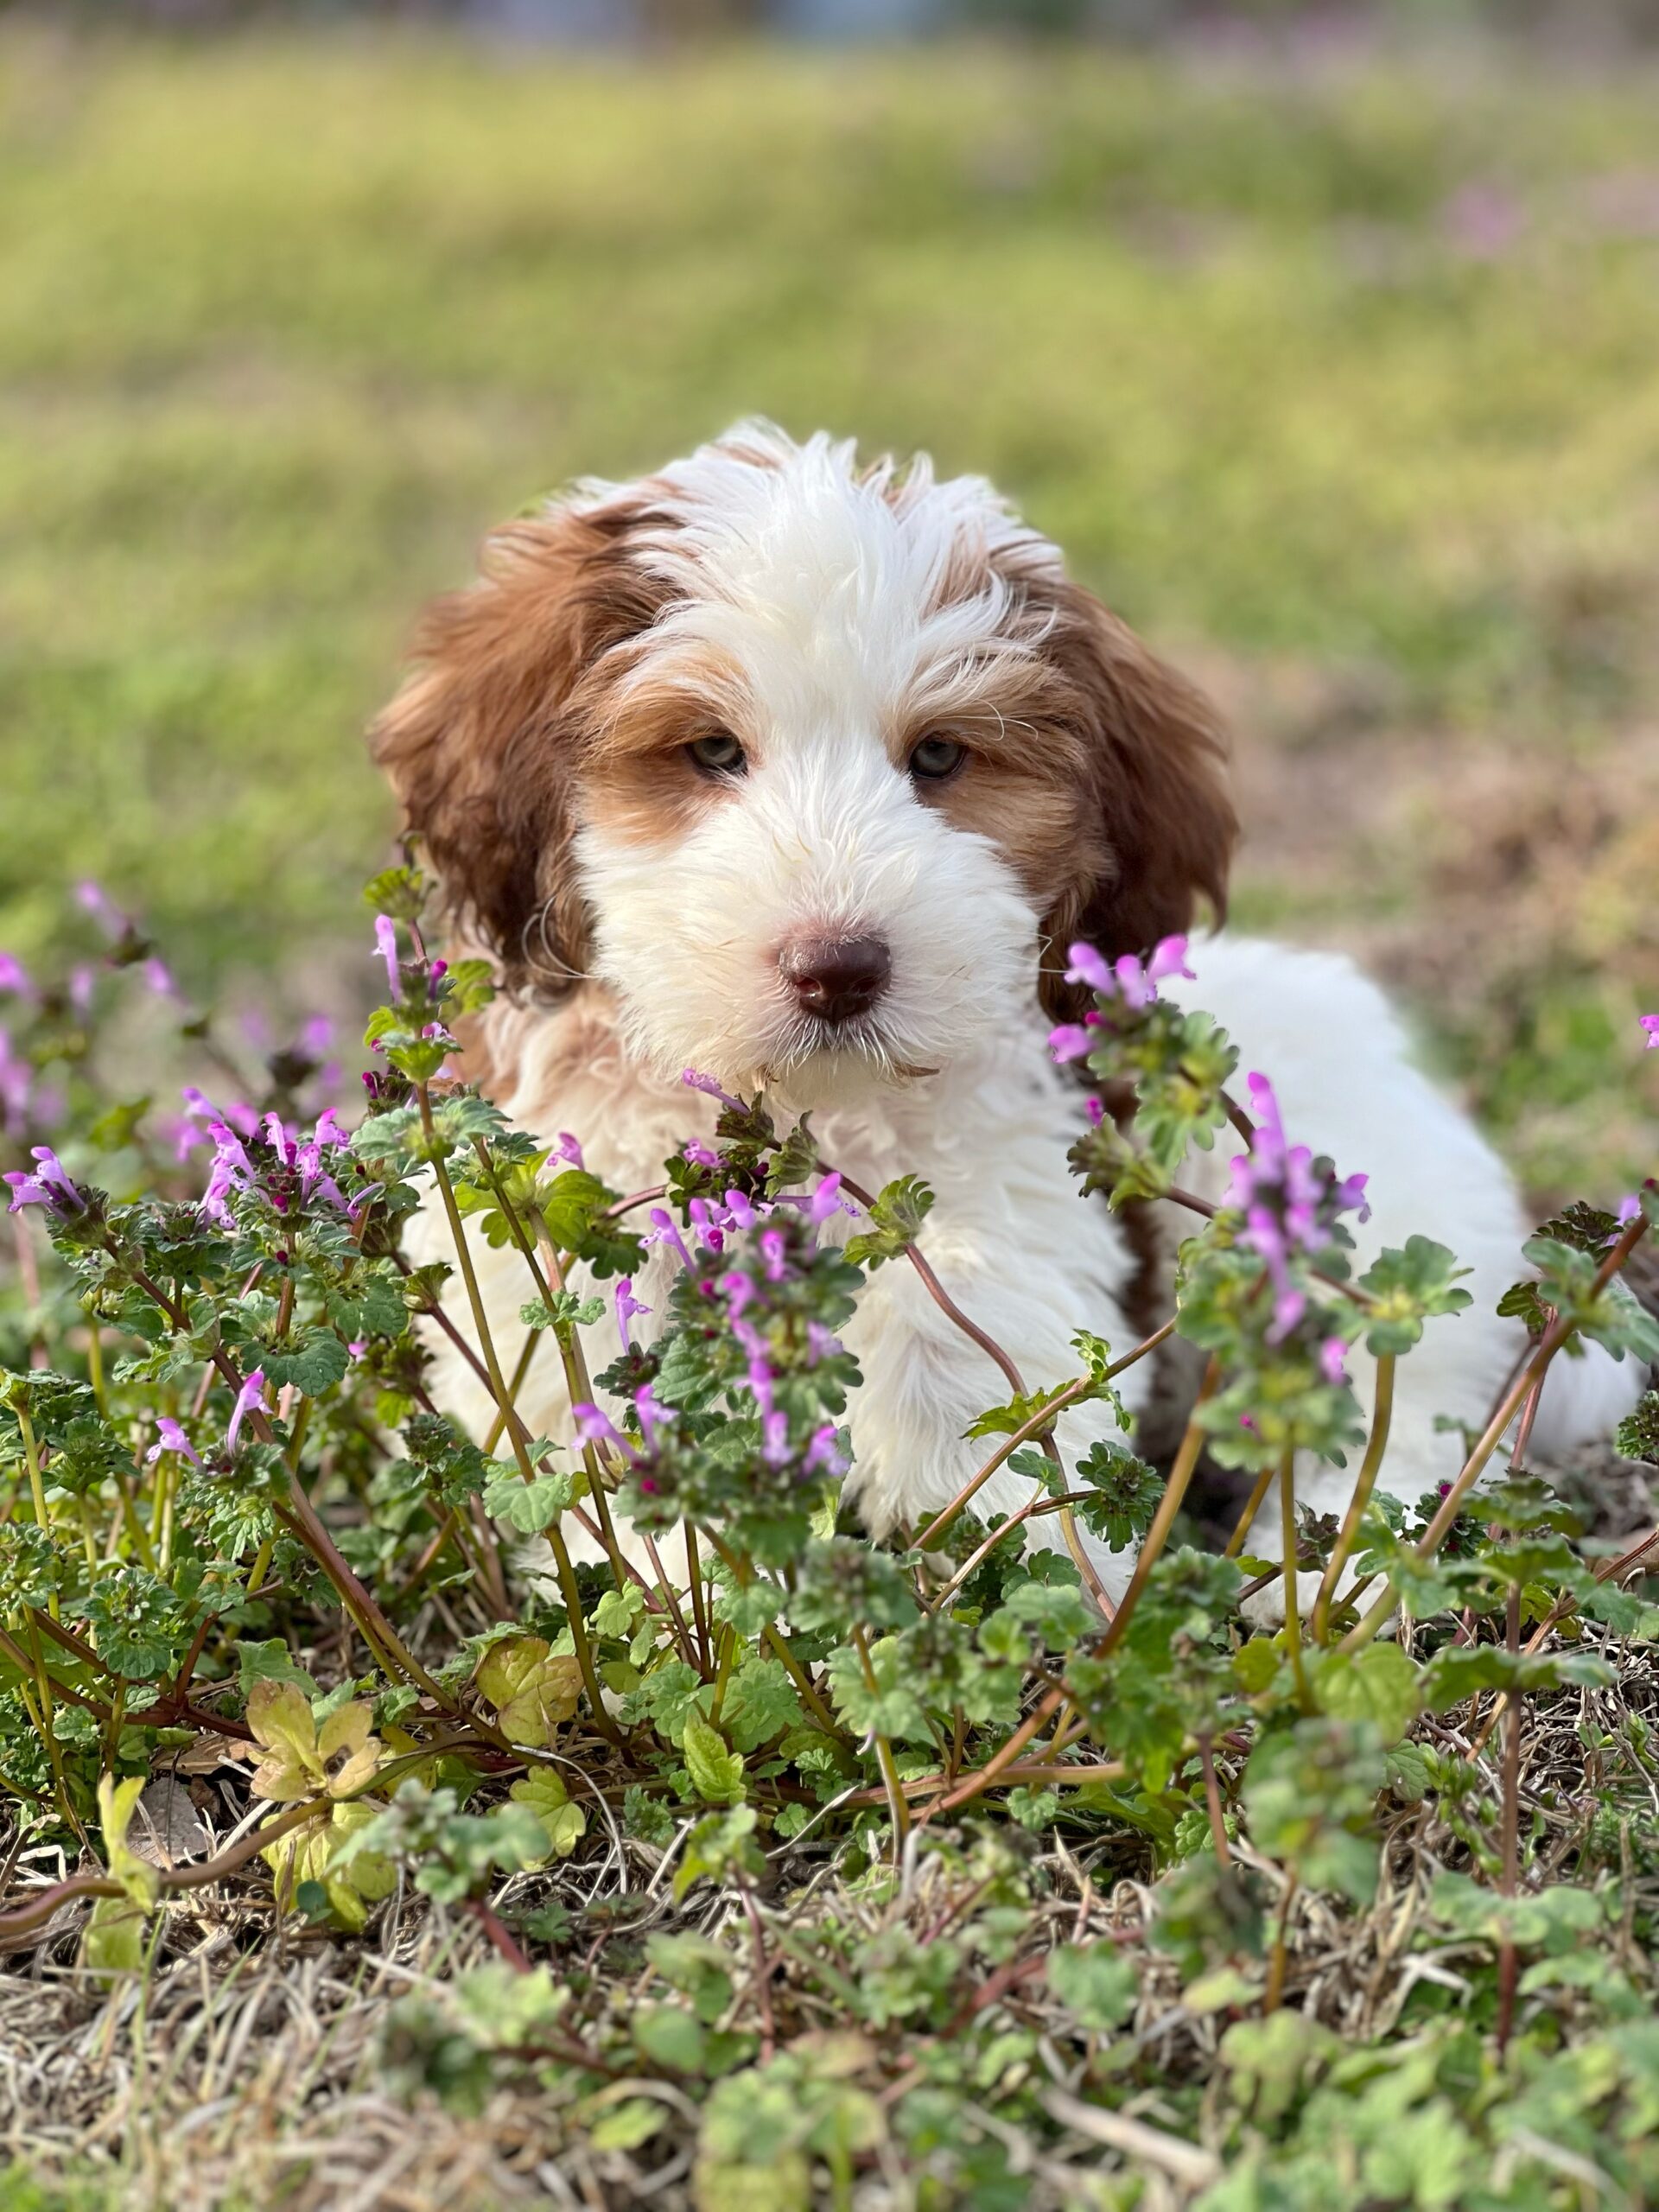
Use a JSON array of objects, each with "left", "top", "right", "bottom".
[
  {"left": 687, "top": 731, "right": 747, "bottom": 778},
  {"left": 908, "top": 733, "right": 966, "bottom": 782}
]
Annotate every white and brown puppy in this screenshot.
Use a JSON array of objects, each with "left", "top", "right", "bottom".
[{"left": 374, "top": 421, "right": 1640, "bottom": 1598}]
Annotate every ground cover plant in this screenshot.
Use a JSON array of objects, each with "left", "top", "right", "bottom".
[{"left": 0, "top": 863, "right": 1656, "bottom": 2211}]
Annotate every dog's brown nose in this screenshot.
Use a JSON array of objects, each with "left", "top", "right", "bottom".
[{"left": 779, "top": 935, "right": 892, "bottom": 1025}]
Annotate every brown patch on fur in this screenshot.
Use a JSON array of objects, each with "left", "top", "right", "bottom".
[
  {"left": 1023, "top": 580, "right": 1236, "bottom": 1014},
  {"left": 370, "top": 499, "right": 674, "bottom": 994},
  {"left": 901, "top": 561, "right": 1236, "bottom": 1014},
  {"left": 581, "top": 641, "right": 755, "bottom": 848},
  {"left": 895, "top": 573, "right": 1235, "bottom": 998}
]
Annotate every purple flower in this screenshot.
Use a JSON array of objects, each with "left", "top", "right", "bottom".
[
  {"left": 681, "top": 1067, "right": 746, "bottom": 1112},
  {"left": 686, "top": 1198, "right": 726, "bottom": 1252},
  {"left": 1064, "top": 943, "right": 1116, "bottom": 994},
  {"left": 226, "top": 1370, "right": 267, "bottom": 1452},
  {"left": 1445, "top": 180, "right": 1524, "bottom": 261},
  {"left": 146, "top": 1418, "right": 202, "bottom": 1466},
  {"left": 613, "top": 1275, "right": 652, "bottom": 1351},
  {"left": 805, "top": 1320, "right": 841, "bottom": 1366},
  {"left": 143, "top": 957, "right": 177, "bottom": 1000},
  {"left": 67, "top": 964, "right": 96, "bottom": 1014},
  {"left": 301, "top": 1014, "right": 334, "bottom": 1057},
  {"left": 1084, "top": 1096, "right": 1106, "bottom": 1128},
  {"left": 1146, "top": 935, "right": 1197, "bottom": 988},
  {"left": 572, "top": 1401, "right": 634, "bottom": 1459},
  {"left": 4, "top": 1147, "right": 81, "bottom": 1217},
  {"left": 761, "top": 1409, "right": 791, "bottom": 1467},
  {"left": 645, "top": 1207, "right": 695, "bottom": 1271},
  {"left": 312, "top": 1108, "right": 348, "bottom": 1151},
  {"left": 1229, "top": 1071, "right": 1369, "bottom": 1344},
  {"left": 723, "top": 1187, "right": 763, "bottom": 1230},
  {"left": 1641, "top": 1014, "right": 1659, "bottom": 1051},
  {"left": 550, "top": 1131, "right": 584, "bottom": 1171},
  {"left": 808, "top": 1171, "right": 849, "bottom": 1227},
  {"left": 0, "top": 954, "right": 32, "bottom": 1000},
  {"left": 758, "top": 1228, "right": 789, "bottom": 1281},
  {"left": 633, "top": 1382, "right": 667, "bottom": 1441},
  {"left": 1319, "top": 1338, "right": 1350, "bottom": 1387},
  {"left": 1048, "top": 1023, "right": 1094, "bottom": 1065},
  {"left": 804, "top": 1423, "right": 846, "bottom": 1478},
  {"left": 1065, "top": 934, "right": 1192, "bottom": 1014},
  {"left": 373, "top": 914, "right": 401, "bottom": 999},
  {"left": 76, "top": 881, "right": 124, "bottom": 939},
  {"left": 683, "top": 1140, "right": 721, "bottom": 1169},
  {"left": 201, "top": 1117, "right": 256, "bottom": 1225}
]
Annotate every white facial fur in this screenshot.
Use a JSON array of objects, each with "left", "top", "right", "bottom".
[{"left": 569, "top": 428, "right": 1058, "bottom": 1101}]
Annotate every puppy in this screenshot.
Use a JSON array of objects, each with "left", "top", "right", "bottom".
[{"left": 374, "top": 421, "right": 1642, "bottom": 1598}]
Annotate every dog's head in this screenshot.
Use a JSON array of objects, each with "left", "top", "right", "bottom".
[{"left": 372, "top": 423, "right": 1235, "bottom": 1097}]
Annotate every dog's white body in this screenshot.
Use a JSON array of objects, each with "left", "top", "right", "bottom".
[{"left": 386, "top": 423, "right": 1643, "bottom": 1595}]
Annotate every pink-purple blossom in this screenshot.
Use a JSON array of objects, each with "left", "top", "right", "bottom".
[
  {"left": 0, "top": 954, "right": 33, "bottom": 999},
  {"left": 4, "top": 1146, "right": 81, "bottom": 1217},
  {"left": 226, "top": 1370, "right": 267, "bottom": 1452},
  {"left": 645, "top": 1207, "right": 696, "bottom": 1271},
  {"left": 550, "top": 1131, "right": 584, "bottom": 1171},
  {"left": 613, "top": 1276, "right": 651, "bottom": 1350},
  {"left": 1641, "top": 1014, "right": 1659, "bottom": 1051},
  {"left": 807, "top": 1171, "right": 851, "bottom": 1228},
  {"left": 1064, "top": 933, "right": 1195, "bottom": 1014},
  {"left": 1225, "top": 1071, "right": 1370, "bottom": 1344},
  {"left": 681, "top": 1067, "right": 746, "bottom": 1112},
  {"left": 146, "top": 1418, "right": 202, "bottom": 1466},
  {"left": 1048, "top": 1023, "right": 1095, "bottom": 1065},
  {"left": 373, "top": 915, "right": 401, "bottom": 999},
  {"left": 572, "top": 1401, "right": 635, "bottom": 1459},
  {"left": 76, "top": 881, "right": 124, "bottom": 938}
]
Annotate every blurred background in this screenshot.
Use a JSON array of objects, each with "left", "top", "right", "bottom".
[{"left": 3, "top": 0, "right": 1656, "bottom": 1198}]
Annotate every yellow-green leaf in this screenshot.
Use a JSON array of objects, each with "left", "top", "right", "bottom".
[
  {"left": 682, "top": 1716, "right": 746, "bottom": 1806},
  {"left": 476, "top": 1635, "right": 583, "bottom": 1747},
  {"left": 510, "top": 1769, "right": 588, "bottom": 1861}
]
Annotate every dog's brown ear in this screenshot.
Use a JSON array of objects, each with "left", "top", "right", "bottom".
[
  {"left": 1027, "top": 580, "right": 1236, "bottom": 1017},
  {"left": 371, "top": 500, "right": 665, "bottom": 992}
]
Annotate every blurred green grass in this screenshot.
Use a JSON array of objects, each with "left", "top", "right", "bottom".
[{"left": 1, "top": 26, "right": 1656, "bottom": 1187}]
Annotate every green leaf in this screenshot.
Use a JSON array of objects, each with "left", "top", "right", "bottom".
[
  {"left": 508, "top": 1770, "right": 587, "bottom": 1860},
  {"left": 632, "top": 2004, "right": 709, "bottom": 2074},
  {"left": 1047, "top": 1943, "right": 1138, "bottom": 2032},
  {"left": 1616, "top": 1390, "right": 1659, "bottom": 1465},
  {"left": 589, "top": 2100, "right": 668, "bottom": 2153},
  {"left": 236, "top": 1639, "right": 318, "bottom": 1700},
  {"left": 480, "top": 1464, "right": 575, "bottom": 1534},
  {"left": 673, "top": 1806, "right": 763, "bottom": 1901},
  {"left": 475, "top": 1636, "right": 583, "bottom": 1746},
  {"left": 519, "top": 1292, "right": 605, "bottom": 1332},
  {"left": 1313, "top": 1643, "right": 1421, "bottom": 1746},
  {"left": 1355, "top": 1237, "right": 1472, "bottom": 1355},
  {"left": 720, "top": 1656, "right": 802, "bottom": 1754},
  {"left": 843, "top": 1174, "right": 934, "bottom": 1270},
  {"left": 682, "top": 1714, "right": 747, "bottom": 1805},
  {"left": 261, "top": 1328, "right": 351, "bottom": 1396}
]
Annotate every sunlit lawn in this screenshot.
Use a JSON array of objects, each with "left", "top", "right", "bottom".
[{"left": 1, "top": 24, "right": 1656, "bottom": 1186}]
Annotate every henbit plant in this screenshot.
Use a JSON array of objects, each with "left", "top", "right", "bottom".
[{"left": 2, "top": 863, "right": 1657, "bottom": 2211}]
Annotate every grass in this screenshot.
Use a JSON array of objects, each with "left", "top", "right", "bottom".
[{"left": 1, "top": 23, "right": 1656, "bottom": 1181}]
